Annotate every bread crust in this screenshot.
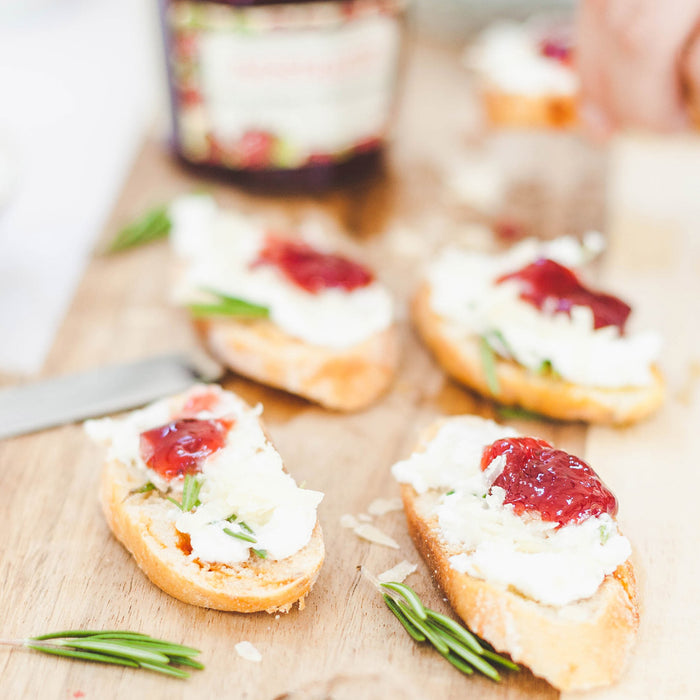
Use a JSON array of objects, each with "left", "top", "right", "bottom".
[
  {"left": 412, "top": 284, "right": 664, "bottom": 425},
  {"left": 482, "top": 89, "right": 578, "bottom": 129},
  {"left": 194, "top": 317, "right": 399, "bottom": 412},
  {"left": 100, "top": 452, "right": 325, "bottom": 614},
  {"left": 400, "top": 484, "right": 638, "bottom": 691},
  {"left": 396, "top": 418, "right": 640, "bottom": 691}
]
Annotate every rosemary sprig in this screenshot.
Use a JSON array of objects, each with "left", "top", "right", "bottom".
[
  {"left": 166, "top": 474, "right": 202, "bottom": 512},
  {"left": 187, "top": 289, "right": 270, "bottom": 319},
  {"left": 223, "top": 527, "right": 256, "bottom": 544},
  {"left": 107, "top": 204, "right": 172, "bottom": 253},
  {"left": 497, "top": 406, "right": 546, "bottom": 421},
  {"left": 224, "top": 515, "right": 267, "bottom": 558},
  {"left": 479, "top": 335, "right": 500, "bottom": 395},
  {"left": 1, "top": 630, "right": 203, "bottom": 678},
  {"left": 361, "top": 569, "right": 518, "bottom": 682}
]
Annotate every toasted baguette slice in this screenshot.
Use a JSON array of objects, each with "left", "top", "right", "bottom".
[
  {"left": 413, "top": 283, "right": 665, "bottom": 425},
  {"left": 482, "top": 89, "right": 577, "bottom": 129},
  {"left": 100, "top": 461, "right": 324, "bottom": 613},
  {"left": 396, "top": 419, "right": 639, "bottom": 691},
  {"left": 195, "top": 317, "right": 399, "bottom": 412},
  {"left": 94, "top": 388, "right": 324, "bottom": 613}
]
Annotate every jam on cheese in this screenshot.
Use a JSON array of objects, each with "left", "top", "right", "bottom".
[
  {"left": 497, "top": 258, "right": 631, "bottom": 331},
  {"left": 254, "top": 235, "right": 374, "bottom": 294},
  {"left": 140, "top": 418, "right": 231, "bottom": 480},
  {"left": 481, "top": 436, "right": 618, "bottom": 526},
  {"left": 180, "top": 390, "right": 221, "bottom": 417},
  {"left": 538, "top": 38, "right": 572, "bottom": 64}
]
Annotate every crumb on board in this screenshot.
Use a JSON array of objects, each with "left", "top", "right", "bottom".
[
  {"left": 235, "top": 641, "right": 262, "bottom": 662},
  {"left": 378, "top": 560, "right": 417, "bottom": 583},
  {"left": 353, "top": 524, "right": 400, "bottom": 549},
  {"left": 367, "top": 497, "right": 403, "bottom": 516}
]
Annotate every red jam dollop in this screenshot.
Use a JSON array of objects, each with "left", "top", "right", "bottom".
[
  {"left": 139, "top": 418, "right": 231, "bottom": 480},
  {"left": 480, "top": 437, "right": 617, "bottom": 527},
  {"left": 180, "top": 390, "right": 220, "bottom": 417},
  {"left": 497, "top": 258, "right": 631, "bottom": 331},
  {"left": 253, "top": 235, "right": 374, "bottom": 294},
  {"left": 539, "top": 38, "right": 573, "bottom": 64}
]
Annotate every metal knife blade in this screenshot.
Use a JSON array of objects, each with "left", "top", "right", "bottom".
[{"left": 0, "top": 353, "right": 224, "bottom": 440}]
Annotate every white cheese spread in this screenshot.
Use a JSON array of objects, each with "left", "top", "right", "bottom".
[
  {"left": 169, "top": 194, "right": 394, "bottom": 350},
  {"left": 464, "top": 21, "right": 577, "bottom": 97},
  {"left": 391, "top": 416, "right": 631, "bottom": 607},
  {"left": 425, "top": 234, "right": 661, "bottom": 389},
  {"left": 86, "top": 385, "right": 323, "bottom": 565}
]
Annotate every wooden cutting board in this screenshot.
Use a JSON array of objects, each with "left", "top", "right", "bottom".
[{"left": 2, "top": 41, "right": 699, "bottom": 699}]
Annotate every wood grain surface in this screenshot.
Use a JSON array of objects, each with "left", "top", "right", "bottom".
[{"left": 1, "top": 41, "right": 699, "bottom": 699}]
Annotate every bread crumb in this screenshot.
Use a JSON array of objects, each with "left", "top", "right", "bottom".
[
  {"left": 340, "top": 514, "right": 359, "bottom": 529},
  {"left": 353, "top": 524, "right": 400, "bottom": 549},
  {"left": 357, "top": 513, "right": 373, "bottom": 522},
  {"left": 367, "top": 497, "right": 403, "bottom": 516},
  {"left": 235, "top": 641, "right": 262, "bottom": 662},
  {"left": 378, "top": 560, "right": 417, "bottom": 583}
]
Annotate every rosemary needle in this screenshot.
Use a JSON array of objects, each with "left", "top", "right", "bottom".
[
  {"left": 360, "top": 568, "right": 518, "bottom": 683},
  {"left": 107, "top": 204, "right": 172, "bottom": 253},
  {"left": 187, "top": 290, "right": 270, "bottom": 319},
  {"left": 5, "top": 630, "right": 204, "bottom": 678}
]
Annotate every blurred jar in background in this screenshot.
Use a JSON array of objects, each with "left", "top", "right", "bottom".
[{"left": 158, "top": 0, "right": 406, "bottom": 192}]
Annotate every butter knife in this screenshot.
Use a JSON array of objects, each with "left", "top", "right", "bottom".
[{"left": 0, "top": 353, "right": 223, "bottom": 440}]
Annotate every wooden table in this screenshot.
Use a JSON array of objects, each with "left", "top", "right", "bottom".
[{"left": 2, "top": 41, "right": 699, "bottom": 699}]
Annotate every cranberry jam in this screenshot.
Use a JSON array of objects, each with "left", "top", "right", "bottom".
[
  {"left": 497, "top": 258, "right": 632, "bottom": 332},
  {"left": 254, "top": 236, "right": 374, "bottom": 293},
  {"left": 158, "top": 0, "right": 405, "bottom": 192},
  {"left": 140, "top": 418, "right": 231, "bottom": 480},
  {"left": 480, "top": 437, "right": 618, "bottom": 527}
]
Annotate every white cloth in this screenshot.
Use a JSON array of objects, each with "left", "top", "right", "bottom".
[{"left": 0, "top": 0, "right": 159, "bottom": 374}]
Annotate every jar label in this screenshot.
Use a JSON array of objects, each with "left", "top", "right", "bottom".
[{"left": 167, "top": 1, "right": 404, "bottom": 170}]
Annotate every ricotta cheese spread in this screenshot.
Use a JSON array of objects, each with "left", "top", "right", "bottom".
[
  {"left": 391, "top": 416, "right": 631, "bottom": 607},
  {"left": 86, "top": 385, "right": 323, "bottom": 565},
  {"left": 169, "top": 194, "right": 394, "bottom": 350},
  {"left": 464, "top": 21, "right": 577, "bottom": 97},
  {"left": 425, "top": 234, "right": 661, "bottom": 389}
]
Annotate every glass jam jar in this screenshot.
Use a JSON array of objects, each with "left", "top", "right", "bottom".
[{"left": 158, "top": 0, "right": 406, "bottom": 191}]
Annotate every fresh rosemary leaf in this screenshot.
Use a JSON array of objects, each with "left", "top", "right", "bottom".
[
  {"left": 480, "top": 648, "right": 520, "bottom": 671},
  {"left": 169, "top": 655, "right": 205, "bottom": 670},
  {"left": 439, "top": 649, "right": 475, "bottom": 675},
  {"left": 223, "top": 527, "right": 257, "bottom": 544},
  {"left": 383, "top": 595, "right": 426, "bottom": 643},
  {"left": 381, "top": 582, "right": 428, "bottom": 620},
  {"left": 129, "top": 482, "right": 156, "bottom": 496},
  {"left": 25, "top": 644, "right": 140, "bottom": 667},
  {"left": 487, "top": 329, "right": 514, "bottom": 359},
  {"left": 537, "top": 359, "right": 553, "bottom": 375},
  {"left": 187, "top": 290, "right": 269, "bottom": 319},
  {"left": 395, "top": 600, "right": 449, "bottom": 655},
  {"left": 251, "top": 548, "right": 268, "bottom": 559},
  {"left": 497, "top": 406, "right": 545, "bottom": 421},
  {"left": 441, "top": 635, "right": 500, "bottom": 681},
  {"left": 238, "top": 520, "right": 254, "bottom": 535},
  {"left": 138, "top": 661, "right": 191, "bottom": 678},
  {"left": 479, "top": 336, "right": 500, "bottom": 395},
  {"left": 181, "top": 475, "right": 202, "bottom": 512},
  {"left": 369, "top": 576, "right": 518, "bottom": 683},
  {"left": 65, "top": 640, "right": 170, "bottom": 665},
  {"left": 19, "top": 630, "right": 204, "bottom": 678},
  {"left": 426, "top": 609, "right": 483, "bottom": 654},
  {"left": 108, "top": 205, "right": 171, "bottom": 253}
]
